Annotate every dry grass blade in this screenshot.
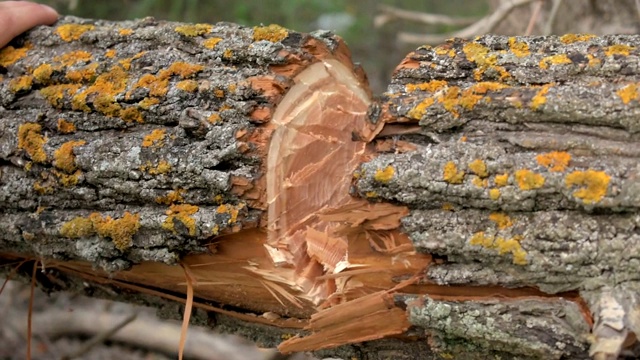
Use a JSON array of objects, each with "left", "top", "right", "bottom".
[{"left": 179, "top": 262, "right": 195, "bottom": 360}]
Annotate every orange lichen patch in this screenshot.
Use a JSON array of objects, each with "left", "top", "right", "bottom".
[
  {"left": 489, "top": 188, "right": 501, "bottom": 200},
  {"left": 365, "top": 191, "right": 378, "bottom": 198},
  {"left": 0, "top": 43, "right": 31, "bottom": 67},
  {"left": 565, "top": 169, "right": 610, "bottom": 204},
  {"left": 162, "top": 204, "right": 199, "bottom": 236},
  {"left": 140, "top": 160, "right": 172, "bottom": 175},
  {"left": 176, "top": 80, "right": 198, "bottom": 92},
  {"left": 468, "top": 81, "right": 509, "bottom": 94},
  {"left": 536, "top": 151, "right": 571, "bottom": 172},
  {"left": 489, "top": 212, "right": 513, "bottom": 229},
  {"left": 9, "top": 75, "right": 33, "bottom": 92},
  {"left": 203, "top": 37, "right": 222, "bottom": 49},
  {"left": 138, "top": 97, "right": 160, "bottom": 109},
  {"left": 560, "top": 34, "right": 596, "bottom": 44},
  {"left": 531, "top": 84, "right": 551, "bottom": 110},
  {"left": 175, "top": 23, "right": 212, "bottom": 36},
  {"left": 508, "top": 37, "right": 529, "bottom": 58},
  {"left": 374, "top": 166, "right": 395, "bottom": 183},
  {"left": 469, "top": 232, "right": 527, "bottom": 265},
  {"left": 32, "top": 64, "right": 53, "bottom": 83},
  {"left": 131, "top": 62, "right": 204, "bottom": 98},
  {"left": 105, "top": 49, "right": 117, "bottom": 58},
  {"left": 156, "top": 188, "right": 185, "bottom": 205},
  {"left": 539, "top": 54, "right": 572, "bottom": 69},
  {"left": 223, "top": 49, "right": 233, "bottom": 59},
  {"left": 468, "top": 159, "right": 488, "bottom": 178},
  {"left": 40, "top": 84, "right": 82, "bottom": 108},
  {"left": 71, "top": 65, "right": 128, "bottom": 114},
  {"left": 166, "top": 62, "right": 204, "bottom": 78},
  {"left": 34, "top": 181, "right": 54, "bottom": 194},
  {"left": 53, "top": 50, "right": 92, "bottom": 67},
  {"left": 442, "top": 203, "right": 454, "bottom": 211},
  {"left": 118, "top": 28, "right": 133, "bottom": 36},
  {"left": 61, "top": 212, "right": 141, "bottom": 251},
  {"left": 53, "top": 140, "right": 86, "bottom": 173},
  {"left": 514, "top": 169, "right": 545, "bottom": 190},
  {"left": 17, "top": 123, "right": 47, "bottom": 163},
  {"left": 443, "top": 161, "right": 465, "bottom": 184},
  {"left": 59, "top": 216, "right": 94, "bottom": 238},
  {"left": 616, "top": 83, "right": 639, "bottom": 105},
  {"left": 56, "top": 24, "right": 95, "bottom": 42},
  {"left": 253, "top": 24, "right": 288, "bottom": 42},
  {"left": 605, "top": 44, "right": 635, "bottom": 57},
  {"left": 587, "top": 54, "right": 601, "bottom": 67},
  {"left": 459, "top": 136, "right": 467, "bottom": 142},
  {"left": 57, "top": 119, "right": 76, "bottom": 134},
  {"left": 66, "top": 63, "right": 99, "bottom": 82},
  {"left": 142, "top": 129, "right": 166, "bottom": 148},
  {"left": 435, "top": 46, "right": 456, "bottom": 57},
  {"left": 471, "top": 176, "right": 488, "bottom": 188},
  {"left": 53, "top": 169, "right": 83, "bottom": 187},
  {"left": 462, "top": 42, "right": 509, "bottom": 81},
  {"left": 405, "top": 80, "right": 447, "bottom": 93},
  {"left": 207, "top": 113, "right": 221, "bottom": 123},
  {"left": 119, "top": 107, "right": 144, "bottom": 123},
  {"left": 216, "top": 203, "right": 244, "bottom": 224},
  {"left": 438, "top": 86, "right": 462, "bottom": 117}
]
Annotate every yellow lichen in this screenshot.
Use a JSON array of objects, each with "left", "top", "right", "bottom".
[
  {"left": 536, "top": 151, "right": 571, "bottom": 172},
  {"left": 587, "top": 54, "right": 601, "bottom": 67},
  {"left": 223, "top": 49, "right": 233, "bottom": 59},
  {"left": 531, "top": 84, "right": 551, "bottom": 110},
  {"left": 203, "top": 37, "right": 223, "bottom": 49},
  {"left": 374, "top": 166, "right": 395, "bottom": 183},
  {"left": 439, "top": 86, "right": 461, "bottom": 117},
  {"left": 489, "top": 212, "right": 513, "bottom": 229},
  {"left": 9, "top": 75, "right": 33, "bottom": 93},
  {"left": 489, "top": 188, "right": 501, "bottom": 200},
  {"left": 253, "top": 24, "right": 288, "bottom": 42},
  {"left": 468, "top": 82, "right": 509, "bottom": 94},
  {"left": 176, "top": 80, "right": 198, "bottom": 92},
  {"left": 33, "top": 64, "right": 53, "bottom": 83},
  {"left": 156, "top": 188, "right": 185, "bottom": 205},
  {"left": 34, "top": 181, "right": 53, "bottom": 194},
  {"left": 119, "top": 107, "right": 144, "bottom": 123},
  {"left": 105, "top": 49, "right": 117, "bottom": 58},
  {"left": 406, "top": 80, "right": 448, "bottom": 93},
  {"left": 214, "top": 89, "right": 225, "bottom": 98},
  {"left": 119, "top": 28, "right": 133, "bottom": 36},
  {"left": 166, "top": 62, "right": 204, "bottom": 78},
  {"left": 559, "top": 34, "right": 596, "bottom": 44},
  {"left": 216, "top": 203, "right": 244, "bottom": 224},
  {"left": 565, "top": 169, "right": 610, "bottom": 204},
  {"left": 462, "top": 42, "right": 509, "bottom": 81},
  {"left": 53, "top": 169, "right": 83, "bottom": 187},
  {"left": 53, "top": 140, "right": 86, "bottom": 173},
  {"left": 539, "top": 54, "right": 572, "bottom": 69},
  {"left": 18, "top": 123, "right": 47, "bottom": 163},
  {"left": 605, "top": 44, "right": 635, "bottom": 57},
  {"left": 468, "top": 159, "right": 488, "bottom": 178},
  {"left": 57, "top": 119, "right": 76, "bottom": 134},
  {"left": 140, "top": 160, "right": 172, "bottom": 175},
  {"left": 175, "top": 24, "right": 212, "bottom": 37},
  {"left": 443, "top": 161, "right": 465, "bottom": 184},
  {"left": 207, "top": 113, "right": 221, "bottom": 123},
  {"left": 66, "top": 63, "right": 99, "bottom": 82},
  {"left": 470, "top": 232, "right": 527, "bottom": 265},
  {"left": 40, "top": 84, "right": 82, "bottom": 108},
  {"left": 162, "top": 204, "right": 198, "bottom": 236},
  {"left": 508, "top": 37, "right": 529, "bottom": 58},
  {"left": 61, "top": 212, "right": 140, "bottom": 251},
  {"left": 514, "top": 169, "right": 545, "bottom": 190},
  {"left": 71, "top": 65, "right": 128, "bottom": 115},
  {"left": 56, "top": 24, "right": 95, "bottom": 42},
  {"left": 472, "top": 176, "right": 488, "bottom": 188},
  {"left": 365, "top": 191, "right": 378, "bottom": 198},
  {"left": 142, "top": 129, "right": 166, "bottom": 148},
  {"left": 138, "top": 97, "right": 160, "bottom": 109},
  {"left": 442, "top": 203, "right": 454, "bottom": 211},
  {"left": 616, "top": 83, "right": 639, "bottom": 105},
  {"left": 0, "top": 43, "right": 31, "bottom": 67},
  {"left": 53, "top": 50, "right": 92, "bottom": 67},
  {"left": 435, "top": 46, "right": 456, "bottom": 58}
]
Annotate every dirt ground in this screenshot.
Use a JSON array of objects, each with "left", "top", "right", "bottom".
[{"left": 0, "top": 279, "right": 321, "bottom": 360}]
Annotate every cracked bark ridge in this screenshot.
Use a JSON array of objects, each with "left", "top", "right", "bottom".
[{"left": 356, "top": 34, "right": 640, "bottom": 359}]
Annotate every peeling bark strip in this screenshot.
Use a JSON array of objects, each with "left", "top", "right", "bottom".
[{"left": 2, "top": 17, "right": 640, "bottom": 359}]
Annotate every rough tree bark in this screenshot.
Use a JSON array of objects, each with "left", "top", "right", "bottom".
[{"left": 1, "top": 16, "right": 640, "bottom": 360}]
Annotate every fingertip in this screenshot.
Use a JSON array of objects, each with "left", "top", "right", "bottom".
[{"left": 39, "top": 4, "right": 60, "bottom": 24}]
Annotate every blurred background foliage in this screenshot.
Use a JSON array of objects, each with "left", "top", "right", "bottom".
[{"left": 33, "top": 0, "right": 489, "bottom": 92}]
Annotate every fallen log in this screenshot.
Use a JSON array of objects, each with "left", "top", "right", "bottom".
[{"left": 1, "top": 16, "right": 640, "bottom": 359}]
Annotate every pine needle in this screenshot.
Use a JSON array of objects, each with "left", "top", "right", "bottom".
[{"left": 0, "top": 259, "right": 28, "bottom": 296}]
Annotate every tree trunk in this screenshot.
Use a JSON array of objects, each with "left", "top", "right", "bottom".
[{"left": 1, "top": 16, "right": 640, "bottom": 360}]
